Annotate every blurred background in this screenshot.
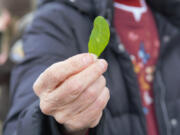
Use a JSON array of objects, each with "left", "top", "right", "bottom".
[{"left": 0, "top": 0, "right": 37, "bottom": 134}]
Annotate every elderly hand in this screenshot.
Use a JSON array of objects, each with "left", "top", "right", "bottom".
[{"left": 33, "top": 53, "right": 110, "bottom": 134}]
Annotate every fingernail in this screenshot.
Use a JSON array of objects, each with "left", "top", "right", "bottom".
[{"left": 98, "top": 59, "right": 108, "bottom": 70}]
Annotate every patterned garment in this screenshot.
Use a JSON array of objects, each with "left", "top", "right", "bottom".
[{"left": 114, "top": 0, "right": 160, "bottom": 135}]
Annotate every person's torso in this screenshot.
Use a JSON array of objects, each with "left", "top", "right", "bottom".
[{"left": 29, "top": 1, "right": 180, "bottom": 134}]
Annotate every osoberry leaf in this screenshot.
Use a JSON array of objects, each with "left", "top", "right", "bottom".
[{"left": 88, "top": 16, "right": 110, "bottom": 57}]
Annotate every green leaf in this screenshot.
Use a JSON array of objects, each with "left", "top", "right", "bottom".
[{"left": 88, "top": 16, "right": 110, "bottom": 57}]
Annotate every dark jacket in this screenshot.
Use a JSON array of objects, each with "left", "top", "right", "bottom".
[{"left": 3, "top": 0, "right": 180, "bottom": 135}]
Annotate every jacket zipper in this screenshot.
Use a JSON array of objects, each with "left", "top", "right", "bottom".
[{"left": 157, "top": 70, "right": 171, "bottom": 135}]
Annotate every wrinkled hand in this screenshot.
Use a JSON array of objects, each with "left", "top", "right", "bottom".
[{"left": 33, "top": 53, "right": 110, "bottom": 134}]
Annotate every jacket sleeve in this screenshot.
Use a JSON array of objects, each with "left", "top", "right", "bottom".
[
  {"left": 3, "top": 3, "right": 79, "bottom": 135},
  {"left": 148, "top": 0, "right": 180, "bottom": 29}
]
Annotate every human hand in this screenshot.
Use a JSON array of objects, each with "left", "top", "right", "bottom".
[{"left": 33, "top": 53, "right": 110, "bottom": 134}]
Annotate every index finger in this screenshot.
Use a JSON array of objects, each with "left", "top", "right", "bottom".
[{"left": 33, "top": 53, "right": 97, "bottom": 95}]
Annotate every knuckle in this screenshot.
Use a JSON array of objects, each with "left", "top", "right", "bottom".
[
  {"left": 93, "top": 66, "right": 102, "bottom": 76},
  {"left": 47, "top": 65, "right": 59, "bottom": 82},
  {"left": 66, "top": 82, "right": 74, "bottom": 92},
  {"left": 90, "top": 122, "right": 98, "bottom": 128},
  {"left": 50, "top": 72, "right": 59, "bottom": 82},
  {"left": 96, "top": 97, "right": 106, "bottom": 109},
  {"left": 90, "top": 113, "right": 102, "bottom": 128},
  {"left": 33, "top": 76, "right": 44, "bottom": 95},
  {"left": 86, "top": 88, "right": 97, "bottom": 99},
  {"left": 69, "top": 58, "right": 80, "bottom": 69},
  {"left": 92, "top": 112, "right": 103, "bottom": 128},
  {"left": 55, "top": 113, "right": 66, "bottom": 124},
  {"left": 40, "top": 100, "right": 51, "bottom": 115},
  {"left": 50, "top": 63, "right": 58, "bottom": 69},
  {"left": 96, "top": 88, "right": 110, "bottom": 109},
  {"left": 100, "top": 76, "right": 106, "bottom": 86},
  {"left": 33, "top": 79, "right": 38, "bottom": 90},
  {"left": 105, "top": 87, "right": 110, "bottom": 101},
  {"left": 67, "top": 79, "right": 83, "bottom": 95},
  {"left": 74, "top": 80, "right": 83, "bottom": 91},
  {"left": 33, "top": 81, "right": 39, "bottom": 94}
]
